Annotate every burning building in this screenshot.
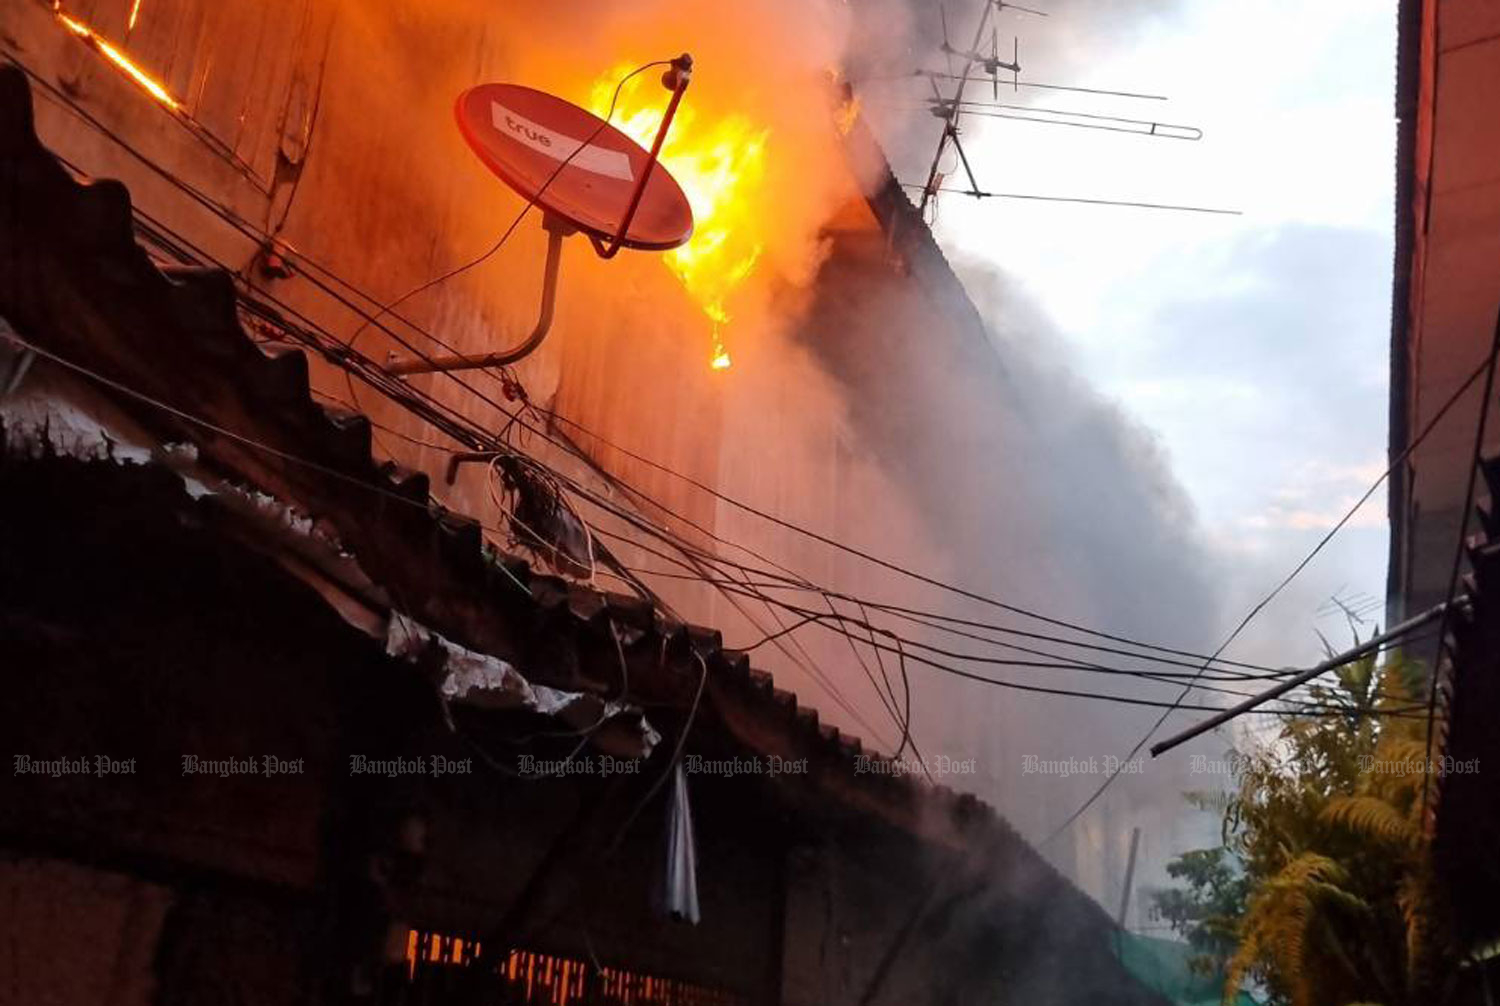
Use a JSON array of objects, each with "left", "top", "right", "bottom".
[{"left": 2, "top": 1, "right": 1202, "bottom": 1003}]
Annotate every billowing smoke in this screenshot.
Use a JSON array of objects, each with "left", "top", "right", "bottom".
[{"left": 791, "top": 231, "right": 1231, "bottom": 895}]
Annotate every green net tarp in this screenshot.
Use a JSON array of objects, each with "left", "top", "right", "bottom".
[{"left": 1114, "top": 932, "right": 1260, "bottom": 1006}]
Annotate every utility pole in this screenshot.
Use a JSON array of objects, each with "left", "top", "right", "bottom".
[{"left": 1117, "top": 827, "right": 1141, "bottom": 930}]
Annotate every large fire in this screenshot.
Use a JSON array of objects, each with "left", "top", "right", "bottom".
[{"left": 589, "top": 66, "right": 769, "bottom": 372}]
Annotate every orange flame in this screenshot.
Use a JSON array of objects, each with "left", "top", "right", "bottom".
[
  {"left": 54, "top": 4, "right": 178, "bottom": 110},
  {"left": 834, "top": 94, "right": 861, "bottom": 137},
  {"left": 590, "top": 66, "right": 768, "bottom": 372}
]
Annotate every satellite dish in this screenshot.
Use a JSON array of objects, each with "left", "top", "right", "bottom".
[
  {"left": 386, "top": 56, "right": 695, "bottom": 376},
  {"left": 456, "top": 83, "right": 694, "bottom": 251}
]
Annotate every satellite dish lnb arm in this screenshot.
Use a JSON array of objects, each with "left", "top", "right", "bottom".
[{"left": 590, "top": 53, "right": 693, "bottom": 260}]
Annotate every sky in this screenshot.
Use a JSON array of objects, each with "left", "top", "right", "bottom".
[{"left": 907, "top": 0, "right": 1398, "bottom": 669}]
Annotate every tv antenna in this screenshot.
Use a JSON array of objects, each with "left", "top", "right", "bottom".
[
  {"left": 939, "top": 2, "right": 1021, "bottom": 101},
  {"left": 860, "top": 69, "right": 1167, "bottom": 102},
  {"left": 918, "top": 97, "right": 1202, "bottom": 140},
  {"left": 386, "top": 56, "right": 696, "bottom": 376},
  {"left": 920, "top": 1, "right": 1017, "bottom": 210},
  {"left": 910, "top": 2, "right": 1231, "bottom": 217}
]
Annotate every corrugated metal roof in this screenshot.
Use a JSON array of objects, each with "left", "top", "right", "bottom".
[{"left": 0, "top": 62, "right": 1096, "bottom": 883}]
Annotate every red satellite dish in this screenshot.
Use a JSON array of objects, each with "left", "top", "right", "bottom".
[
  {"left": 386, "top": 58, "right": 696, "bottom": 376},
  {"left": 455, "top": 83, "right": 694, "bottom": 251}
]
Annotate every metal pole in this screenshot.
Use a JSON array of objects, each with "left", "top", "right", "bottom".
[
  {"left": 918, "top": 0, "right": 995, "bottom": 211},
  {"left": 384, "top": 214, "right": 569, "bottom": 376},
  {"left": 1117, "top": 827, "right": 1141, "bottom": 929},
  {"left": 590, "top": 55, "right": 693, "bottom": 260},
  {"left": 1149, "top": 599, "right": 1456, "bottom": 759}
]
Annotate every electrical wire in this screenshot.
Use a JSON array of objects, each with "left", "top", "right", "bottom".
[
  {"left": 501, "top": 445, "right": 1330, "bottom": 724},
  {"left": 12, "top": 52, "right": 1431, "bottom": 746},
  {"left": 525, "top": 459, "right": 1299, "bottom": 687},
  {"left": 527, "top": 403, "right": 1292, "bottom": 674},
  {"left": 4, "top": 327, "right": 1431, "bottom": 735},
  {"left": 1042, "top": 350, "right": 1498, "bottom": 847},
  {"left": 13, "top": 51, "right": 1305, "bottom": 686},
  {"left": 585, "top": 520, "right": 1422, "bottom": 719},
  {"left": 703, "top": 583, "right": 1430, "bottom": 718},
  {"left": 64, "top": 181, "right": 1398, "bottom": 731},
  {"left": 449, "top": 434, "right": 1384, "bottom": 732}
]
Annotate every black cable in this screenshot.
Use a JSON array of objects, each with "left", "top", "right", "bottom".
[
  {"left": 15, "top": 52, "right": 1309, "bottom": 682},
  {"left": 16, "top": 53, "right": 1428, "bottom": 740},
  {"left": 522, "top": 453, "right": 1309, "bottom": 700},
  {"left": 1042, "top": 350, "right": 1497, "bottom": 847},
  {"left": 711, "top": 585, "right": 1416, "bottom": 717},
  {"left": 9, "top": 329, "right": 1424, "bottom": 732},
  {"left": 120, "top": 199, "right": 1440, "bottom": 731},
  {"left": 496, "top": 450, "right": 1398, "bottom": 731},
  {"left": 529, "top": 405, "right": 1292, "bottom": 673},
  {"left": 588, "top": 524, "right": 1410, "bottom": 719}
]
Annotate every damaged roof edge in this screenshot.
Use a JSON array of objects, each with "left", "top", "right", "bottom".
[
  {"left": 839, "top": 109, "right": 1006, "bottom": 381},
  {"left": 0, "top": 366, "right": 660, "bottom": 758}
]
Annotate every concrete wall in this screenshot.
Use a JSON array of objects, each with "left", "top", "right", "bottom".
[{"left": 1391, "top": 0, "right": 1500, "bottom": 618}]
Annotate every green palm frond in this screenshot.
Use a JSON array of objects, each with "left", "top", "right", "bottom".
[
  {"left": 1228, "top": 853, "right": 1354, "bottom": 1005},
  {"left": 1323, "top": 796, "right": 1421, "bottom": 848}
]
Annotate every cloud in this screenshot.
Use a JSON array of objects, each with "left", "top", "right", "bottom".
[{"left": 1243, "top": 501, "right": 1385, "bottom": 533}]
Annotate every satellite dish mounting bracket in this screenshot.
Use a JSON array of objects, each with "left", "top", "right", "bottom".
[{"left": 385, "top": 212, "right": 574, "bottom": 376}]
